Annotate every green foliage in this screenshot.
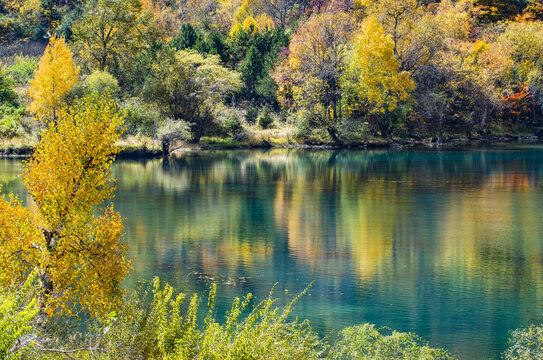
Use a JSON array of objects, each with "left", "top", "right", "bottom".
[
  {"left": 328, "top": 324, "right": 456, "bottom": 360},
  {"left": 240, "top": 45, "right": 264, "bottom": 98},
  {"left": 72, "top": 0, "right": 154, "bottom": 87},
  {"left": 0, "top": 16, "right": 16, "bottom": 42},
  {"left": 258, "top": 106, "right": 274, "bottom": 129},
  {"left": 121, "top": 98, "right": 160, "bottom": 137},
  {"left": 207, "top": 31, "right": 229, "bottom": 63},
  {"left": 4, "top": 55, "right": 38, "bottom": 86},
  {"left": 0, "top": 70, "right": 17, "bottom": 106},
  {"left": 245, "top": 104, "right": 259, "bottom": 124},
  {"left": 504, "top": 325, "right": 543, "bottom": 360},
  {"left": 224, "top": 113, "right": 243, "bottom": 137},
  {"left": 0, "top": 104, "right": 25, "bottom": 139},
  {"left": 143, "top": 49, "right": 241, "bottom": 143},
  {"left": 173, "top": 23, "right": 198, "bottom": 50},
  {"left": 83, "top": 71, "right": 120, "bottom": 97},
  {"left": 157, "top": 118, "right": 191, "bottom": 155},
  {"left": 0, "top": 270, "right": 38, "bottom": 360},
  {"left": 100, "top": 278, "right": 326, "bottom": 359}
]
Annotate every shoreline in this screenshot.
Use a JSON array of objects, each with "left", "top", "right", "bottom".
[{"left": 1, "top": 135, "right": 540, "bottom": 159}]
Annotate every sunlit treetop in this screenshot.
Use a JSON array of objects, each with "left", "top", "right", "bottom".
[{"left": 29, "top": 36, "right": 80, "bottom": 123}]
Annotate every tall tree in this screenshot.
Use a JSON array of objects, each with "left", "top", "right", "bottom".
[
  {"left": 29, "top": 36, "right": 79, "bottom": 123},
  {"left": 356, "top": 0, "right": 471, "bottom": 73},
  {"left": 72, "top": 0, "right": 154, "bottom": 85},
  {"left": 342, "top": 16, "right": 415, "bottom": 136},
  {"left": 0, "top": 94, "right": 130, "bottom": 321},
  {"left": 144, "top": 50, "right": 242, "bottom": 145},
  {"left": 274, "top": 9, "right": 355, "bottom": 141}
]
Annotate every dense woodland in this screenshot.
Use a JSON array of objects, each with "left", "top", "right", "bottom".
[{"left": 1, "top": 0, "right": 543, "bottom": 152}]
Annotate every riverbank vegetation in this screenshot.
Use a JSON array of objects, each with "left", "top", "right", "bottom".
[
  {"left": 1, "top": 274, "right": 542, "bottom": 359},
  {"left": 1, "top": 0, "right": 543, "bottom": 153}
]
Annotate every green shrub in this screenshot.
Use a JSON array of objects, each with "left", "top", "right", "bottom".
[
  {"left": 5, "top": 55, "right": 38, "bottom": 86},
  {"left": 121, "top": 98, "right": 160, "bottom": 137},
  {"left": 0, "top": 104, "right": 25, "bottom": 139},
  {"left": 338, "top": 118, "right": 369, "bottom": 143},
  {"left": 258, "top": 106, "right": 274, "bottom": 129},
  {"left": 157, "top": 118, "right": 191, "bottom": 155},
  {"left": 99, "top": 279, "right": 326, "bottom": 359},
  {"left": 328, "top": 324, "right": 456, "bottom": 360},
  {"left": 292, "top": 111, "right": 314, "bottom": 140},
  {"left": 0, "top": 271, "right": 38, "bottom": 360},
  {"left": 224, "top": 114, "right": 243, "bottom": 137},
  {"left": 504, "top": 325, "right": 543, "bottom": 360},
  {"left": 245, "top": 104, "right": 258, "bottom": 125},
  {"left": 0, "top": 70, "right": 17, "bottom": 106},
  {"left": 83, "top": 70, "right": 120, "bottom": 97},
  {"left": 0, "top": 16, "right": 14, "bottom": 43}
]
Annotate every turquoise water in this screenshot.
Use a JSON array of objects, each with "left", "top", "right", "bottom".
[{"left": 2, "top": 145, "right": 543, "bottom": 359}]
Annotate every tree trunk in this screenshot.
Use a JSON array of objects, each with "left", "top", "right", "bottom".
[
  {"left": 327, "top": 126, "right": 340, "bottom": 144},
  {"left": 161, "top": 138, "right": 171, "bottom": 157}
]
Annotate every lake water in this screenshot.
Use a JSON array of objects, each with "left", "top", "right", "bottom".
[{"left": 2, "top": 145, "right": 543, "bottom": 359}]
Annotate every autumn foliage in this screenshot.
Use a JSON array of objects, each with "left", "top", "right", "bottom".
[
  {"left": 0, "top": 94, "right": 129, "bottom": 318},
  {"left": 29, "top": 36, "right": 79, "bottom": 123}
]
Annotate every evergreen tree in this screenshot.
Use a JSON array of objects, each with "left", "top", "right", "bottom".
[
  {"left": 173, "top": 23, "right": 198, "bottom": 50},
  {"left": 208, "top": 31, "right": 229, "bottom": 63},
  {"left": 240, "top": 45, "right": 264, "bottom": 99}
]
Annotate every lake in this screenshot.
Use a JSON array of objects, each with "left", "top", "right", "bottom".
[{"left": 2, "top": 144, "right": 543, "bottom": 359}]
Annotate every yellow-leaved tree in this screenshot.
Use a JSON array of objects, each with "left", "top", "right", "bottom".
[
  {"left": 29, "top": 36, "right": 79, "bottom": 123},
  {"left": 0, "top": 93, "right": 130, "bottom": 321},
  {"left": 341, "top": 16, "right": 414, "bottom": 136},
  {"left": 273, "top": 9, "right": 355, "bottom": 142}
]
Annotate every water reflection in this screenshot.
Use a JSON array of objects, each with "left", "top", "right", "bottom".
[{"left": 2, "top": 146, "right": 543, "bottom": 359}]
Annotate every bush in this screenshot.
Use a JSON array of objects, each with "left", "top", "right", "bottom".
[
  {"left": 338, "top": 118, "right": 369, "bottom": 143},
  {"left": 258, "top": 106, "right": 274, "bottom": 129},
  {"left": 0, "top": 271, "right": 38, "bottom": 359},
  {"left": 0, "top": 104, "right": 25, "bottom": 139},
  {"left": 504, "top": 325, "right": 543, "bottom": 360},
  {"left": 328, "top": 324, "right": 456, "bottom": 360},
  {"left": 0, "top": 69, "right": 17, "bottom": 106},
  {"left": 292, "top": 111, "right": 314, "bottom": 140},
  {"left": 99, "top": 279, "right": 326, "bottom": 359},
  {"left": 0, "top": 16, "right": 15, "bottom": 42},
  {"left": 5, "top": 55, "right": 38, "bottom": 86},
  {"left": 157, "top": 119, "right": 191, "bottom": 155},
  {"left": 245, "top": 104, "right": 258, "bottom": 124},
  {"left": 121, "top": 98, "right": 160, "bottom": 137},
  {"left": 223, "top": 113, "right": 243, "bottom": 137},
  {"left": 83, "top": 70, "right": 120, "bottom": 97}
]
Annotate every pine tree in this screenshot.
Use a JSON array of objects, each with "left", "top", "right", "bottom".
[{"left": 240, "top": 45, "right": 263, "bottom": 99}]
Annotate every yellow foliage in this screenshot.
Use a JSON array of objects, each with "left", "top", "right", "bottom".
[
  {"left": 216, "top": 0, "right": 243, "bottom": 31},
  {"left": 230, "top": 13, "right": 274, "bottom": 36},
  {"left": 255, "top": 13, "right": 275, "bottom": 31},
  {"left": 29, "top": 36, "right": 79, "bottom": 123},
  {"left": 229, "top": 22, "right": 243, "bottom": 37},
  {"left": 0, "top": 94, "right": 130, "bottom": 318},
  {"left": 342, "top": 17, "right": 414, "bottom": 114},
  {"left": 3, "top": 0, "right": 40, "bottom": 16},
  {"left": 234, "top": 0, "right": 252, "bottom": 23},
  {"left": 242, "top": 15, "right": 258, "bottom": 33}
]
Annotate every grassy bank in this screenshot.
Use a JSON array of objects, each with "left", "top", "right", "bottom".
[{"left": 2, "top": 133, "right": 541, "bottom": 158}]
